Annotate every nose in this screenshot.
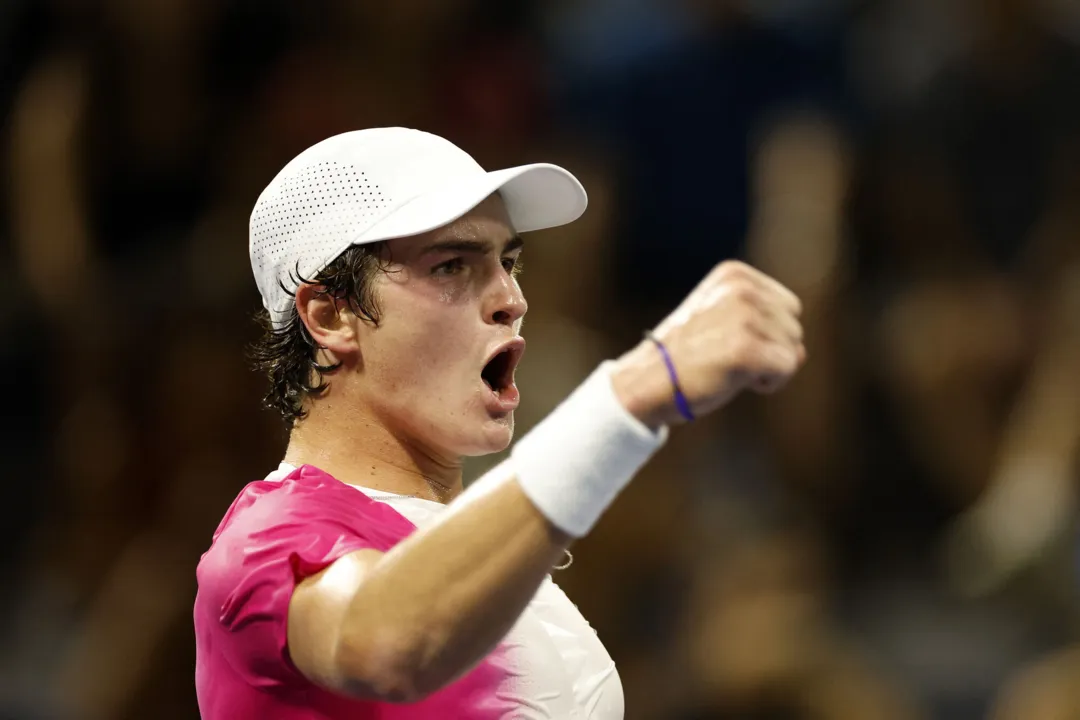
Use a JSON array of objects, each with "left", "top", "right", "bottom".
[{"left": 486, "top": 272, "right": 528, "bottom": 327}]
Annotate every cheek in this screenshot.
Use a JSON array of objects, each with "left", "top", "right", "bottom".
[{"left": 375, "top": 292, "right": 476, "bottom": 381}]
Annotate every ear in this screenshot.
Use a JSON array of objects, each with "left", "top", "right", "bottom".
[{"left": 294, "top": 283, "right": 359, "bottom": 360}]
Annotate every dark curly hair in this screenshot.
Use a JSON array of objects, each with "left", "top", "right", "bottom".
[{"left": 250, "top": 243, "right": 390, "bottom": 429}]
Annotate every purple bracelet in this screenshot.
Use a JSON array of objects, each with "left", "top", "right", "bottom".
[{"left": 644, "top": 331, "right": 695, "bottom": 422}]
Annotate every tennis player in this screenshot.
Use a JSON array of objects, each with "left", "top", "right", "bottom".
[{"left": 194, "top": 128, "right": 805, "bottom": 719}]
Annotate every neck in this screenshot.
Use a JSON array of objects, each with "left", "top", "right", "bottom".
[{"left": 284, "top": 402, "right": 464, "bottom": 504}]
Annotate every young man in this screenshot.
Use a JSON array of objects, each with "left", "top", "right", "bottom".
[{"left": 194, "top": 127, "right": 806, "bottom": 718}]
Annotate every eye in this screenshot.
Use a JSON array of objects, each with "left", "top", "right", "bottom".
[
  {"left": 502, "top": 256, "right": 522, "bottom": 276},
  {"left": 433, "top": 257, "right": 465, "bottom": 276}
]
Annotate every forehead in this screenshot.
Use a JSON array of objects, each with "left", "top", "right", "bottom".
[{"left": 386, "top": 193, "right": 516, "bottom": 258}]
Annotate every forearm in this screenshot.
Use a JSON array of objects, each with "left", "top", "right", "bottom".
[{"left": 339, "top": 466, "right": 568, "bottom": 698}]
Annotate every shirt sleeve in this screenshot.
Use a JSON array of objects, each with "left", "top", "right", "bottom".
[{"left": 198, "top": 476, "right": 408, "bottom": 689}]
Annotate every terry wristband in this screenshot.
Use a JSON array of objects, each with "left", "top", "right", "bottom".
[{"left": 511, "top": 361, "right": 669, "bottom": 537}]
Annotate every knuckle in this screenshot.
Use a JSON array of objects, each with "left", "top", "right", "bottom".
[
  {"left": 791, "top": 294, "right": 804, "bottom": 316},
  {"left": 715, "top": 260, "right": 749, "bottom": 280},
  {"left": 763, "top": 344, "right": 795, "bottom": 374},
  {"left": 725, "top": 278, "right": 759, "bottom": 305},
  {"left": 739, "top": 311, "right": 762, "bottom": 336},
  {"left": 780, "top": 351, "right": 799, "bottom": 374},
  {"left": 736, "top": 282, "right": 760, "bottom": 305},
  {"left": 788, "top": 317, "right": 805, "bottom": 340}
]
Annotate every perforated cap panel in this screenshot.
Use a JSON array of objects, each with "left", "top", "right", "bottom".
[{"left": 250, "top": 159, "right": 392, "bottom": 315}]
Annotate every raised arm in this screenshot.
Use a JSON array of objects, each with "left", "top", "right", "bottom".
[{"left": 287, "top": 260, "right": 806, "bottom": 702}]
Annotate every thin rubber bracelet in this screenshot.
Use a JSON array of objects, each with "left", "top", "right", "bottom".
[{"left": 644, "top": 331, "right": 695, "bottom": 422}]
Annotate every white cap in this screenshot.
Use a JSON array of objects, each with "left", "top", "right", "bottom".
[{"left": 249, "top": 127, "right": 588, "bottom": 325}]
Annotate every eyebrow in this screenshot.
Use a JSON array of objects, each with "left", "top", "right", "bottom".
[{"left": 421, "top": 235, "right": 525, "bottom": 256}]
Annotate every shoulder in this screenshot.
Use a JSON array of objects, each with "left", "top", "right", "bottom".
[
  {"left": 213, "top": 465, "right": 413, "bottom": 542},
  {"left": 196, "top": 466, "right": 415, "bottom": 607}
]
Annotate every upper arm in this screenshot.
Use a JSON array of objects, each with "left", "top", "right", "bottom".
[
  {"left": 286, "top": 548, "right": 386, "bottom": 696},
  {"left": 199, "top": 477, "right": 409, "bottom": 696}
]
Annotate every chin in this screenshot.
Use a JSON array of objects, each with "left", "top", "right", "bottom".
[{"left": 457, "top": 415, "right": 515, "bottom": 457}]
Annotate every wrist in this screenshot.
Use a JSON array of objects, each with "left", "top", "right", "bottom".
[
  {"left": 610, "top": 342, "right": 686, "bottom": 430},
  {"left": 511, "top": 362, "right": 669, "bottom": 537}
]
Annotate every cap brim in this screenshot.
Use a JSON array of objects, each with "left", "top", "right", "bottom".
[{"left": 353, "top": 163, "right": 587, "bottom": 244}]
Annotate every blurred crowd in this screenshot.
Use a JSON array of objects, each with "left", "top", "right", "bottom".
[{"left": 0, "top": 0, "right": 1078, "bottom": 718}]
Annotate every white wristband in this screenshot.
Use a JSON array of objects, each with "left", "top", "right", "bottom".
[{"left": 511, "top": 361, "right": 669, "bottom": 537}]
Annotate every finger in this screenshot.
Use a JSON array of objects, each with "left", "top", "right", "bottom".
[
  {"left": 742, "top": 265, "right": 803, "bottom": 317},
  {"left": 746, "top": 301, "right": 803, "bottom": 347},
  {"left": 731, "top": 280, "right": 802, "bottom": 347},
  {"left": 749, "top": 343, "right": 801, "bottom": 395}
]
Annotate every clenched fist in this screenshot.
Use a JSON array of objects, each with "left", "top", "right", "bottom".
[{"left": 611, "top": 261, "right": 806, "bottom": 429}]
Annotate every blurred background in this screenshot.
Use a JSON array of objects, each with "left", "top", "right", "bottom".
[{"left": 1, "top": 0, "right": 1079, "bottom": 718}]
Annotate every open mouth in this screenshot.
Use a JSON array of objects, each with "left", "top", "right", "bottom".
[{"left": 481, "top": 340, "right": 525, "bottom": 396}]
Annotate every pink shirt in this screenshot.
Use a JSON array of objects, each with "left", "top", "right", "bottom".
[{"left": 194, "top": 464, "right": 508, "bottom": 719}]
